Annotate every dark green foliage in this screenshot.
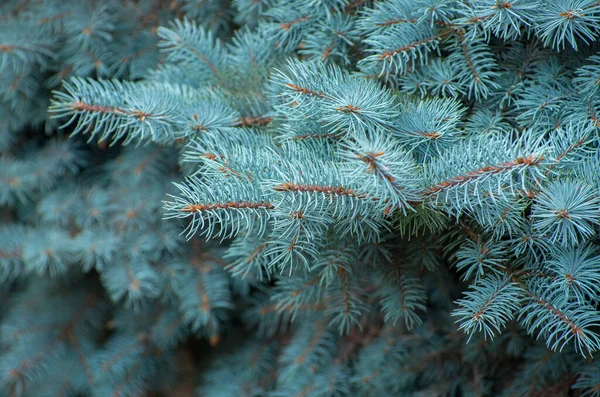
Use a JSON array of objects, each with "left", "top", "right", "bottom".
[{"left": 4, "top": 0, "right": 600, "bottom": 396}]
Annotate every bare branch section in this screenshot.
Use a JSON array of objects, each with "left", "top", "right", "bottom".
[
  {"left": 181, "top": 201, "right": 275, "bottom": 213},
  {"left": 425, "top": 156, "right": 545, "bottom": 196}
]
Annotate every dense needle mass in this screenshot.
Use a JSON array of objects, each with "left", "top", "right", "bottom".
[{"left": 2, "top": 0, "right": 600, "bottom": 396}]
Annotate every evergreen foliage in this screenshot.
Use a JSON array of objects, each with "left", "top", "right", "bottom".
[{"left": 5, "top": 0, "right": 600, "bottom": 395}]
